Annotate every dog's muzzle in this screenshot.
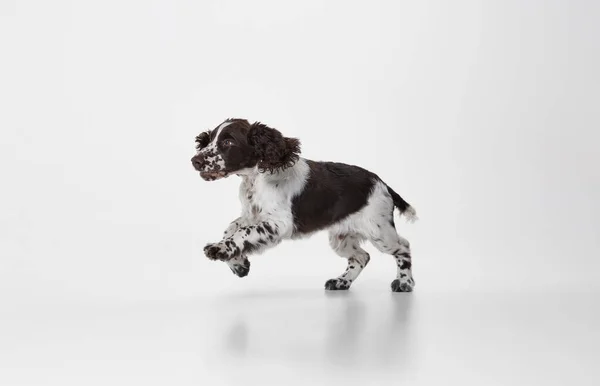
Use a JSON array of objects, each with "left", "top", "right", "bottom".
[{"left": 191, "top": 154, "right": 228, "bottom": 181}]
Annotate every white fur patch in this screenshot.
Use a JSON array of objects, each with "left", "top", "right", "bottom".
[{"left": 403, "top": 205, "right": 418, "bottom": 223}]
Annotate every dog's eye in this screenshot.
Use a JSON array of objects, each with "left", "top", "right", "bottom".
[{"left": 222, "top": 139, "right": 234, "bottom": 147}]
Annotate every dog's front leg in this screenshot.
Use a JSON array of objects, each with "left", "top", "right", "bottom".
[
  {"left": 204, "top": 219, "right": 287, "bottom": 261},
  {"left": 222, "top": 217, "right": 251, "bottom": 278},
  {"left": 223, "top": 217, "right": 244, "bottom": 238}
]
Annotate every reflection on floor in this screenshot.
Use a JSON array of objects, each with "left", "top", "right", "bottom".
[{"left": 1, "top": 285, "right": 599, "bottom": 386}]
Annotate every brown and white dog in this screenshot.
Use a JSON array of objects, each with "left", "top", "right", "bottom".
[{"left": 191, "top": 118, "right": 417, "bottom": 292}]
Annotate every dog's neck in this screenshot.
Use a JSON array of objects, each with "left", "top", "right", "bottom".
[
  {"left": 235, "top": 167, "right": 257, "bottom": 178},
  {"left": 235, "top": 158, "right": 307, "bottom": 185}
]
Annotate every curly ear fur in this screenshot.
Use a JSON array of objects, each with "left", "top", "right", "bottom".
[
  {"left": 195, "top": 131, "right": 211, "bottom": 150},
  {"left": 248, "top": 122, "right": 301, "bottom": 173}
]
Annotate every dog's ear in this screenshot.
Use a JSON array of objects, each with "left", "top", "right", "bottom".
[
  {"left": 248, "top": 122, "right": 301, "bottom": 173},
  {"left": 195, "top": 131, "right": 211, "bottom": 150}
]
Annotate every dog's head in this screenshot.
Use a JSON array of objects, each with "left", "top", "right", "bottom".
[{"left": 191, "top": 118, "right": 301, "bottom": 181}]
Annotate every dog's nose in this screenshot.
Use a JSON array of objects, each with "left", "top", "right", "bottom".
[{"left": 191, "top": 155, "right": 205, "bottom": 171}]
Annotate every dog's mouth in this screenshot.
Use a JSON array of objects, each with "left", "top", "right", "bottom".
[{"left": 200, "top": 170, "right": 229, "bottom": 181}]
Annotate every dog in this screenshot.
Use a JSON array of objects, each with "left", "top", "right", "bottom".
[{"left": 191, "top": 118, "right": 417, "bottom": 292}]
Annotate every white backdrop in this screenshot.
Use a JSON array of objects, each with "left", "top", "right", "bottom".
[
  {"left": 1, "top": 1, "right": 599, "bottom": 384},
  {"left": 2, "top": 0, "right": 598, "bottom": 304}
]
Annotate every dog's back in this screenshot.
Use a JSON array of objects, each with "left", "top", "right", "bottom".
[{"left": 291, "top": 160, "right": 380, "bottom": 235}]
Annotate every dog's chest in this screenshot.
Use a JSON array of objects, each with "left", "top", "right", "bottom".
[
  {"left": 240, "top": 176, "right": 261, "bottom": 219},
  {"left": 240, "top": 176, "right": 280, "bottom": 219}
]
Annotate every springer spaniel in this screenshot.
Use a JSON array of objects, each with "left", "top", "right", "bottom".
[{"left": 191, "top": 118, "right": 418, "bottom": 292}]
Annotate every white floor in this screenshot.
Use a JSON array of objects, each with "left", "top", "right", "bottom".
[{"left": 2, "top": 278, "right": 599, "bottom": 386}]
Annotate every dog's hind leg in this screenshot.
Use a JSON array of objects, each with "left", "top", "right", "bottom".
[
  {"left": 368, "top": 222, "right": 414, "bottom": 292},
  {"left": 324, "top": 232, "right": 370, "bottom": 290}
]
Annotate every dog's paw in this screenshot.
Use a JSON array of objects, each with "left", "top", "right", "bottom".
[
  {"left": 229, "top": 258, "right": 250, "bottom": 278},
  {"left": 324, "top": 278, "right": 351, "bottom": 291},
  {"left": 204, "top": 242, "right": 230, "bottom": 261},
  {"left": 391, "top": 279, "right": 414, "bottom": 292}
]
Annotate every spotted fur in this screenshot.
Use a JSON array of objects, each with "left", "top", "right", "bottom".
[{"left": 191, "top": 119, "right": 417, "bottom": 291}]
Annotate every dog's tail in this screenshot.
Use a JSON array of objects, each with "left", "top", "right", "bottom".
[{"left": 386, "top": 185, "right": 418, "bottom": 223}]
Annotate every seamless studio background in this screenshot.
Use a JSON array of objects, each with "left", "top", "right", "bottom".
[{"left": 1, "top": 1, "right": 599, "bottom": 385}]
